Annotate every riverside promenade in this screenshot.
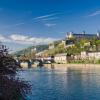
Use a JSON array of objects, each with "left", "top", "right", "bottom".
[
  {"left": 44, "top": 63, "right": 100, "bottom": 70},
  {"left": 20, "top": 62, "right": 100, "bottom": 69}
]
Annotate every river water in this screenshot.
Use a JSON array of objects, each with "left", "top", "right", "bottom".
[{"left": 17, "top": 66, "right": 100, "bottom": 100}]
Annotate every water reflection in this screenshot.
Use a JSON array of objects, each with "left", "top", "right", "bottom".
[{"left": 17, "top": 67, "right": 100, "bottom": 100}]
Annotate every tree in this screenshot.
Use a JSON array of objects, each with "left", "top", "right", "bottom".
[{"left": 0, "top": 43, "right": 31, "bottom": 99}]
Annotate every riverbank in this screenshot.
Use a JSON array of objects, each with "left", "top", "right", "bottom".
[
  {"left": 43, "top": 63, "right": 100, "bottom": 71},
  {"left": 44, "top": 63, "right": 100, "bottom": 68},
  {"left": 20, "top": 63, "right": 100, "bottom": 69}
]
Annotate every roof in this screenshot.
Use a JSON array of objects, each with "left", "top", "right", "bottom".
[{"left": 73, "top": 33, "right": 96, "bottom": 37}]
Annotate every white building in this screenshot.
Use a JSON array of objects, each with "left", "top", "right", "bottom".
[
  {"left": 81, "top": 51, "right": 88, "bottom": 59},
  {"left": 88, "top": 52, "right": 100, "bottom": 60},
  {"left": 49, "top": 43, "right": 55, "bottom": 49},
  {"left": 66, "top": 32, "right": 73, "bottom": 39},
  {"left": 54, "top": 53, "right": 67, "bottom": 64},
  {"left": 61, "top": 39, "right": 75, "bottom": 48},
  {"left": 81, "top": 51, "right": 100, "bottom": 60}
]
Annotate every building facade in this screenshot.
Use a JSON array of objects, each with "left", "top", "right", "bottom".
[
  {"left": 54, "top": 53, "right": 67, "bottom": 64},
  {"left": 62, "top": 39, "right": 75, "bottom": 48},
  {"left": 49, "top": 43, "right": 55, "bottom": 49},
  {"left": 66, "top": 32, "right": 100, "bottom": 39},
  {"left": 81, "top": 51, "right": 100, "bottom": 60}
]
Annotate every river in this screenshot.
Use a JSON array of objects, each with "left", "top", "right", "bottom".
[{"left": 17, "top": 66, "right": 100, "bottom": 100}]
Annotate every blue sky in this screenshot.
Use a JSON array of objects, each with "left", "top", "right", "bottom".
[{"left": 0, "top": 0, "right": 100, "bottom": 51}]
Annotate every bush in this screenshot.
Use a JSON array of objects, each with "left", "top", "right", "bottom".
[{"left": 0, "top": 44, "right": 31, "bottom": 99}]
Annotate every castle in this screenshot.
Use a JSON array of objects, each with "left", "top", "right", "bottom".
[{"left": 66, "top": 31, "right": 100, "bottom": 39}]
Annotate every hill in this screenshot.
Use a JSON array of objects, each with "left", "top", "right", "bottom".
[{"left": 14, "top": 44, "right": 49, "bottom": 56}]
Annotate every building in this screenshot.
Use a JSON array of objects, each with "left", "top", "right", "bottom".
[
  {"left": 49, "top": 43, "right": 55, "bottom": 49},
  {"left": 66, "top": 31, "right": 100, "bottom": 39},
  {"left": 74, "top": 54, "right": 81, "bottom": 60},
  {"left": 88, "top": 52, "right": 100, "bottom": 60},
  {"left": 62, "top": 39, "right": 75, "bottom": 48},
  {"left": 81, "top": 51, "right": 88, "bottom": 59},
  {"left": 54, "top": 53, "right": 67, "bottom": 64},
  {"left": 66, "top": 32, "right": 73, "bottom": 39},
  {"left": 81, "top": 51, "right": 100, "bottom": 60}
]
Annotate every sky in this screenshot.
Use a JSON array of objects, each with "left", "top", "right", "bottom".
[{"left": 0, "top": 0, "right": 100, "bottom": 51}]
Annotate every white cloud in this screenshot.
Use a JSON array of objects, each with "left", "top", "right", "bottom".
[
  {"left": 0, "top": 35, "right": 10, "bottom": 42},
  {"left": 10, "top": 34, "right": 28, "bottom": 41},
  {"left": 45, "top": 23, "right": 56, "bottom": 27},
  {"left": 4, "top": 22, "right": 25, "bottom": 28},
  {"left": 0, "top": 34, "right": 57, "bottom": 45},
  {"left": 13, "top": 23, "right": 25, "bottom": 26},
  {"left": 2, "top": 13, "right": 58, "bottom": 30},
  {"left": 88, "top": 10, "right": 100, "bottom": 17},
  {"left": 0, "top": 35, "right": 6, "bottom": 40},
  {"left": 33, "top": 13, "right": 57, "bottom": 20},
  {"left": 42, "top": 17, "right": 58, "bottom": 21}
]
